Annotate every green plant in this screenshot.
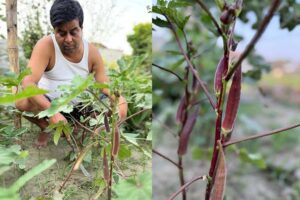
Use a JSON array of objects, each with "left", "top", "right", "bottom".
[{"left": 152, "top": 0, "right": 300, "bottom": 199}]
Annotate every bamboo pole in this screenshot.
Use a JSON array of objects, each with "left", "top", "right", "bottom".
[{"left": 6, "top": 0, "right": 21, "bottom": 128}]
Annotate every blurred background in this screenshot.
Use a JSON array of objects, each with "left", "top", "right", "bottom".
[{"left": 152, "top": 0, "right": 300, "bottom": 199}]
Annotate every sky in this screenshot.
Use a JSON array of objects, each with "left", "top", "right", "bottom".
[
  {"left": 81, "top": 0, "right": 151, "bottom": 53},
  {"left": 235, "top": 15, "right": 300, "bottom": 64},
  {"left": 0, "top": 0, "right": 151, "bottom": 54}
]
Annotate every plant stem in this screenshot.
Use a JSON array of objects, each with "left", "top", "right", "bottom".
[
  {"left": 86, "top": 89, "right": 111, "bottom": 111},
  {"left": 178, "top": 155, "right": 186, "bottom": 200},
  {"left": 168, "top": 175, "right": 206, "bottom": 200},
  {"left": 195, "top": 0, "right": 228, "bottom": 52},
  {"left": 166, "top": 16, "right": 216, "bottom": 109},
  {"left": 153, "top": 113, "right": 178, "bottom": 138},
  {"left": 118, "top": 108, "right": 151, "bottom": 126},
  {"left": 225, "top": 0, "right": 281, "bottom": 81},
  {"left": 152, "top": 63, "right": 184, "bottom": 81},
  {"left": 152, "top": 149, "right": 181, "bottom": 169},
  {"left": 223, "top": 122, "right": 300, "bottom": 147},
  {"left": 205, "top": 42, "right": 230, "bottom": 200},
  {"left": 108, "top": 96, "right": 118, "bottom": 200}
]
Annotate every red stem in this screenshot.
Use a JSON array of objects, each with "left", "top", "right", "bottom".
[
  {"left": 152, "top": 149, "right": 181, "bottom": 169},
  {"left": 225, "top": 0, "right": 281, "bottom": 81},
  {"left": 168, "top": 175, "right": 205, "bottom": 200},
  {"left": 223, "top": 122, "right": 300, "bottom": 147}
]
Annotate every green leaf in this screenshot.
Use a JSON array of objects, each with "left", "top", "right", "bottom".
[
  {"left": 9, "top": 159, "right": 56, "bottom": 192},
  {"left": 113, "top": 171, "right": 152, "bottom": 200},
  {"left": 168, "top": 0, "right": 193, "bottom": 8},
  {"left": 146, "top": 130, "right": 152, "bottom": 141},
  {"left": 38, "top": 75, "right": 94, "bottom": 118},
  {"left": 118, "top": 144, "right": 132, "bottom": 160},
  {"left": 153, "top": 17, "right": 170, "bottom": 28},
  {"left": 0, "top": 86, "right": 47, "bottom": 105},
  {"left": 123, "top": 133, "right": 139, "bottom": 146},
  {"left": 17, "top": 68, "right": 32, "bottom": 84},
  {"left": 53, "top": 128, "right": 62, "bottom": 146},
  {"left": 239, "top": 148, "right": 266, "bottom": 169}
]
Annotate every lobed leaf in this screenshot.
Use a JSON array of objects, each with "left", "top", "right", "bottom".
[
  {"left": 9, "top": 159, "right": 56, "bottom": 192},
  {"left": 0, "top": 86, "right": 47, "bottom": 105}
]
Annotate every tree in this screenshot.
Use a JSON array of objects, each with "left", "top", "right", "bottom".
[
  {"left": 127, "top": 23, "right": 151, "bottom": 70},
  {"left": 127, "top": 23, "right": 151, "bottom": 56}
]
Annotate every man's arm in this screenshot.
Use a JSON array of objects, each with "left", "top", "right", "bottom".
[
  {"left": 89, "top": 44, "right": 128, "bottom": 121},
  {"left": 20, "top": 36, "right": 66, "bottom": 123}
]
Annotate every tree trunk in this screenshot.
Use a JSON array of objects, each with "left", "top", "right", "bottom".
[{"left": 6, "top": 0, "right": 21, "bottom": 128}]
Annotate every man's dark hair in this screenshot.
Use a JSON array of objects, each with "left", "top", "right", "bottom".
[{"left": 50, "top": 0, "right": 84, "bottom": 28}]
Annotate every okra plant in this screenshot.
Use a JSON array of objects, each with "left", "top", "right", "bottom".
[{"left": 153, "top": 0, "right": 300, "bottom": 199}]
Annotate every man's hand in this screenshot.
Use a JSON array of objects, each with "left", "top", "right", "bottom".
[
  {"left": 118, "top": 96, "right": 127, "bottom": 122},
  {"left": 49, "top": 113, "right": 67, "bottom": 124}
]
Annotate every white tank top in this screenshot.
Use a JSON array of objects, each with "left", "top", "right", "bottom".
[{"left": 38, "top": 34, "right": 89, "bottom": 102}]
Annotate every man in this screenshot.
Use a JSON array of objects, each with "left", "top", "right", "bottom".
[{"left": 15, "top": 0, "right": 127, "bottom": 147}]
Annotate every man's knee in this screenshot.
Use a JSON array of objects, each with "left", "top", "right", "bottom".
[{"left": 15, "top": 99, "right": 29, "bottom": 112}]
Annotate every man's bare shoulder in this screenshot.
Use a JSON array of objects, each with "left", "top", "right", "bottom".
[
  {"left": 33, "top": 35, "right": 54, "bottom": 54},
  {"left": 88, "top": 43, "right": 101, "bottom": 57}
]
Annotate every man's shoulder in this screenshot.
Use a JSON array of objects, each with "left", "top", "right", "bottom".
[
  {"left": 88, "top": 43, "right": 102, "bottom": 59},
  {"left": 36, "top": 35, "right": 53, "bottom": 46},
  {"left": 30, "top": 35, "right": 54, "bottom": 61}
]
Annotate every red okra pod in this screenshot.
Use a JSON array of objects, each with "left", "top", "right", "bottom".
[
  {"left": 112, "top": 126, "right": 120, "bottom": 157},
  {"left": 178, "top": 106, "right": 200, "bottom": 155},
  {"left": 222, "top": 65, "right": 242, "bottom": 138}
]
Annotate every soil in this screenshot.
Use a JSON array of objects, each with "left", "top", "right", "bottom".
[{"left": 1, "top": 125, "right": 151, "bottom": 200}]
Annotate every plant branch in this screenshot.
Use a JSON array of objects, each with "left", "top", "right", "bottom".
[
  {"left": 223, "top": 122, "right": 300, "bottom": 147},
  {"left": 165, "top": 15, "right": 216, "bottom": 109},
  {"left": 168, "top": 175, "right": 206, "bottom": 200},
  {"left": 117, "top": 108, "right": 151, "bottom": 126},
  {"left": 152, "top": 63, "right": 183, "bottom": 81},
  {"left": 178, "top": 155, "right": 186, "bottom": 200},
  {"left": 195, "top": 0, "right": 223, "bottom": 36},
  {"left": 225, "top": 0, "right": 281, "bottom": 81},
  {"left": 70, "top": 115, "right": 110, "bottom": 143},
  {"left": 152, "top": 113, "right": 178, "bottom": 138},
  {"left": 195, "top": 0, "right": 228, "bottom": 52},
  {"left": 86, "top": 89, "right": 111, "bottom": 111},
  {"left": 152, "top": 149, "right": 181, "bottom": 169}
]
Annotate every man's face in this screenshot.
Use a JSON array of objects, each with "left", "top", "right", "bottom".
[{"left": 54, "top": 19, "right": 82, "bottom": 55}]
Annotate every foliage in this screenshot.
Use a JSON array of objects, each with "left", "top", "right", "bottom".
[
  {"left": 0, "top": 68, "right": 47, "bottom": 105},
  {"left": 0, "top": 158, "right": 56, "bottom": 200},
  {"left": 127, "top": 23, "right": 152, "bottom": 70},
  {"left": 109, "top": 55, "right": 152, "bottom": 139},
  {"left": 21, "top": 9, "right": 45, "bottom": 59},
  {"left": 127, "top": 23, "right": 152, "bottom": 56},
  {"left": 112, "top": 171, "right": 152, "bottom": 200}
]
